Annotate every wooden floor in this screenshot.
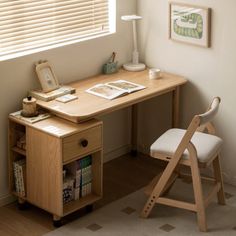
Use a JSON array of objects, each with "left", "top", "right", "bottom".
[{"left": 0, "top": 153, "right": 163, "bottom": 236}]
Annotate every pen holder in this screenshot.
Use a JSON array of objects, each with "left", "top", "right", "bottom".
[
  {"left": 102, "top": 52, "right": 118, "bottom": 74},
  {"left": 102, "top": 61, "right": 118, "bottom": 74}
]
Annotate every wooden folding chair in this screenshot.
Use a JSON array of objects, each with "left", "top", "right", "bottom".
[{"left": 141, "top": 97, "right": 226, "bottom": 232}]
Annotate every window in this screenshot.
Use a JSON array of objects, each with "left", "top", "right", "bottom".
[{"left": 0, "top": 0, "right": 116, "bottom": 61}]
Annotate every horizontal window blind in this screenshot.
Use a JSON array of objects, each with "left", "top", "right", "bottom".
[{"left": 0, "top": 0, "right": 111, "bottom": 60}]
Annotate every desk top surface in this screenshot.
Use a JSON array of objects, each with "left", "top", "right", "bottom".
[{"left": 37, "top": 69, "right": 187, "bottom": 123}]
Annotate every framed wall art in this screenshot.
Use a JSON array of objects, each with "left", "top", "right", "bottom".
[
  {"left": 169, "top": 2, "right": 211, "bottom": 47},
  {"left": 35, "top": 61, "right": 60, "bottom": 93}
]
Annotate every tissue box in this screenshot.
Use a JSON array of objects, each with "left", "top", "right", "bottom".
[{"left": 103, "top": 62, "right": 118, "bottom": 74}]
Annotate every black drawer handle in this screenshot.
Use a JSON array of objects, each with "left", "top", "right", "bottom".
[{"left": 80, "top": 139, "right": 88, "bottom": 147}]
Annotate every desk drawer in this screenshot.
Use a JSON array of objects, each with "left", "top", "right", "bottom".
[{"left": 63, "top": 125, "right": 102, "bottom": 163}]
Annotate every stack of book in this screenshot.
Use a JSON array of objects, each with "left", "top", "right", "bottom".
[
  {"left": 13, "top": 159, "right": 26, "bottom": 197},
  {"left": 30, "top": 86, "right": 76, "bottom": 102},
  {"left": 65, "top": 159, "right": 81, "bottom": 201},
  {"left": 80, "top": 156, "right": 92, "bottom": 197},
  {"left": 63, "top": 155, "right": 92, "bottom": 203},
  {"left": 10, "top": 110, "right": 51, "bottom": 124}
]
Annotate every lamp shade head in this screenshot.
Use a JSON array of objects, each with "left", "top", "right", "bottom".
[{"left": 121, "top": 15, "right": 142, "bottom": 21}]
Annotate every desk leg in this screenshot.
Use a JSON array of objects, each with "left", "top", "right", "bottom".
[
  {"left": 131, "top": 104, "right": 138, "bottom": 156},
  {"left": 172, "top": 87, "right": 180, "bottom": 128}
]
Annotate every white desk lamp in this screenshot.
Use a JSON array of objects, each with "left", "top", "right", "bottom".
[{"left": 121, "top": 15, "right": 146, "bottom": 72}]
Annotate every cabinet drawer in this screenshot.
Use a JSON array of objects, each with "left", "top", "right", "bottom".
[{"left": 63, "top": 125, "right": 102, "bottom": 163}]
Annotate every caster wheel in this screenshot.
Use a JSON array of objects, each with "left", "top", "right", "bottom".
[
  {"left": 18, "top": 202, "right": 29, "bottom": 211},
  {"left": 86, "top": 204, "right": 93, "bottom": 213},
  {"left": 53, "top": 220, "right": 62, "bottom": 228},
  {"left": 130, "top": 149, "right": 138, "bottom": 157}
]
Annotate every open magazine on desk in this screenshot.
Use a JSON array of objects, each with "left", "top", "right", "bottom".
[{"left": 86, "top": 80, "right": 146, "bottom": 100}]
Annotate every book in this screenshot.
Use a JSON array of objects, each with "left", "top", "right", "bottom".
[
  {"left": 106, "top": 80, "right": 146, "bottom": 93},
  {"left": 18, "top": 164, "right": 25, "bottom": 197},
  {"left": 10, "top": 110, "right": 51, "bottom": 124},
  {"left": 13, "top": 159, "right": 26, "bottom": 197},
  {"left": 64, "top": 159, "right": 82, "bottom": 200},
  {"left": 80, "top": 156, "right": 92, "bottom": 197},
  {"left": 63, "top": 155, "right": 92, "bottom": 200},
  {"left": 80, "top": 156, "right": 92, "bottom": 185},
  {"left": 63, "top": 176, "right": 74, "bottom": 204},
  {"left": 13, "top": 162, "right": 20, "bottom": 193},
  {"left": 55, "top": 94, "right": 78, "bottom": 103},
  {"left": 86, "top": 80, "right": 146, "bottom": 100},
  {"left": 81, "top": 182, "right": 92, "bottom": 197},
  {"left": 65, "top": 160, "right": 81, "bottom": 188},
  {"left": 30, "top": 86, "right": 76, "bottom": 102},
  {"left": 74, "top": 187, "right": 80, "bottom": 200}
]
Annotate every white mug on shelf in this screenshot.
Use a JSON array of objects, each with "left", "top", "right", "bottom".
[{"left": 149, "top": 68, "right": 161, "bottom": 80}]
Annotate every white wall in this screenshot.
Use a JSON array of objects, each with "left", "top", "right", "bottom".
[
  {"left": 137, "top": 0, "right": 236, "bottom": 185},
  {"left": 0, "top": 0, "right": 136, "bottom": 202}
]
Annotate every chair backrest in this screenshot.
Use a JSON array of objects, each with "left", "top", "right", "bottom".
[
  {"left": 172, "top": 97, "right": 221, "bottom": 161},
  {"left": 198, "top": 97, "right": 221, "bottom": 126}
]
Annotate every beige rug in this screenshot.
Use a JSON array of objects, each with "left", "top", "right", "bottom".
[{"left": 44, "top": 180, "right": 236, "bottom": 236}]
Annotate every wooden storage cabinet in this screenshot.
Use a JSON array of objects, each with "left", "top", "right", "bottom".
[{"left": 8, "top": 116, "right": 103, "bottom": 224}]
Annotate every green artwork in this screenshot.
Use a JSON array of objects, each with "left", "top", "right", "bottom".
[{"left": 173, "top": 11, "right": 203, "bottom": 39}]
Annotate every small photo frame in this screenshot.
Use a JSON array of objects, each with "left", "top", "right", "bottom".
[
  {"left": 169, "top": 2, "right": 211, "bottom": 47},
  {"left": 35, "top": 61, "right": 60, "bottom": 93}
]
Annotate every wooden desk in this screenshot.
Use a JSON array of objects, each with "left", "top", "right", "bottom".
[
  {"left": 8, "top": 69, "right": 187, "bottom": 225},
  {"left": 37, "top": 69, "right": 187, "bottom": 125}
]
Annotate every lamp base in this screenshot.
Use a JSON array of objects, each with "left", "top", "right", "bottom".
[{"left": 123, "top": 63, "right": 146, "bottom": 72}]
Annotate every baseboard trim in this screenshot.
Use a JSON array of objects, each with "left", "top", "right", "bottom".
[
  {"left": 137, "top": 144, "right": 149, "bottom": 155},
  {"left": 0, "top": 193, "right": 16, "bottom": 207},
  {"left": 104, "top": 145, "right": 131, "bottom": 163}
]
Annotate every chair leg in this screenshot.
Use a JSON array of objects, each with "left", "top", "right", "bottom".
[
  {"left": 141, "top": 158, "right": 180, "bottom": 218},
  {"left": 212, "top": 155, "right": 226, "bottom": 205},
  {"left": 162, "top": 169, "right": 180, "bottom": 196},
  {"left": 158, "top": 171, "right": 179, "bottom": 198},
  {"left": 190, "top": 159, "right": 207, "bottom": 232}
]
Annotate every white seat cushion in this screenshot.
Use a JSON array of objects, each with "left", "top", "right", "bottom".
[{"left": 150, "top": 129, "right": 223, "bottom": 163}]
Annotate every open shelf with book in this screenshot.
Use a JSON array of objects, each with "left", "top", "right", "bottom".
[
  {"left": 8, "top": 120, "right": 27, "bottom": 199},
  {"left": 63, "top": 150, "right": 103, "bottom": 216},
  {"left": 8, "top": 114, "right": 103, "bottom": 226}
]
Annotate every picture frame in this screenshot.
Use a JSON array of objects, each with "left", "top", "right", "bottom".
[
  {"left": 169, "top": 2, "right": 211, "bottom": 47},
  {"left": 35, "top": 61, "right": 60, "bottom": 93}
]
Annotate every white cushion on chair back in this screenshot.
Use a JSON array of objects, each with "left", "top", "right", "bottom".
[{"left": 199, "top": 97, "right": 220, "bottom": 126}]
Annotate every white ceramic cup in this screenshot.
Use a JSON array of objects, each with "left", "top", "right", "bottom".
[{"left": 149, "top": 68, "right": 161, "bottom": 79}]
